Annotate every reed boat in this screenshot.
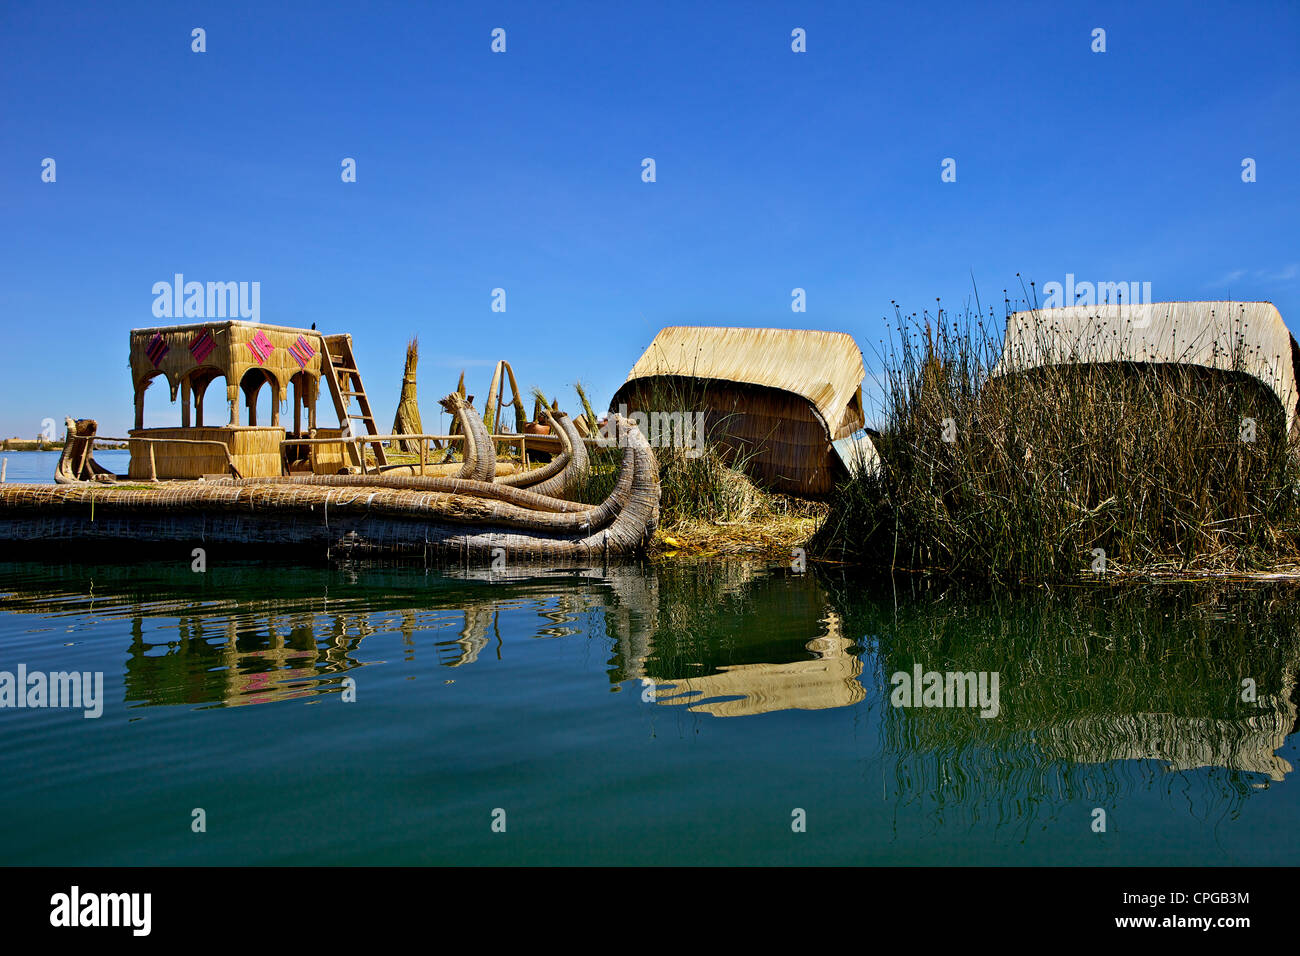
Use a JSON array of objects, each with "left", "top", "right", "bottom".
[{"left": 0, "top": 321, "right": 659, "bottom": 561}]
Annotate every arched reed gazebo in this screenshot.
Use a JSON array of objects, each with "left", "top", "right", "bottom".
[{"left": 128, "top": 320, "right": 348, "bottom": 478}]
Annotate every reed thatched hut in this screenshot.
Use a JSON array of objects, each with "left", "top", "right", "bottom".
[
  {"left": 609, "top": 326, "right": 875, "bottom": 496},
  {"left": 991, "top": 301, "right": 1300, "bottom": 435}
]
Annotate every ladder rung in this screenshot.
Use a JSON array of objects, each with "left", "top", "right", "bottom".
[
  {"left": 346, "top": 414, "right": 373, "bottom": 420},
  {"left": 341, "top": 390, "right": 365, "bottom": 397}
]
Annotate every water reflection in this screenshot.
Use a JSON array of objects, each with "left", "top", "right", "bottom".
[
  {"left": 0, "top": 559, "right": 1296, "bottom": 795},
  {"left": 647, "top": 608, "right": 864, "bottom": 716},
  {"left": 605, "top": 561, "right": 867, "bottom": 720},
  {"left": 828, "top": 579, "right": 1300, "bottom": 781},
  {"left": 0, "top": 562, "right": 668, "bottom": 708},
  {"left": 127, "top": 613, "right": 365, "bottom": 708}
]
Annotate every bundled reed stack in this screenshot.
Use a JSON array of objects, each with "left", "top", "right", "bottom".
[{"left": 390, "top": 337, "right": 423, "bottom": 453}]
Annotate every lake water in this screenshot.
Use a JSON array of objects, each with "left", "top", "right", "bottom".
[
  {"left": 0, "top": 449, "right": 130, "bottom": 484},
  {"left": 0, "top": 556, "right": 1296, "bottom": 865}
]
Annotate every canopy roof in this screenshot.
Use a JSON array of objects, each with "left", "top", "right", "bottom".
[{"left": 129, "top": 320, "right": 324, "bottom": 396}]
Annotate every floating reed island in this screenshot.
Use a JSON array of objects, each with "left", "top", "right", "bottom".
[
  {"left": 0, "top": 320, "right": 659, "bottom": 562},
  {"left": 9, "top": 302, "right": 1296, "bottom": 577}
]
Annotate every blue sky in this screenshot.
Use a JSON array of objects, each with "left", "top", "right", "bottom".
[{"left": 2, "top": 0, "right": 1297, "bottom": 436}]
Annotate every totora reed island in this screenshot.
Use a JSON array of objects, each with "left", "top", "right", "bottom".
[{"left": 3, "top": 300, "right": 1300, "bottom": 585}]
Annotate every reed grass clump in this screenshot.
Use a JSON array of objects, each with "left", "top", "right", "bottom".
[
  {"left": 813, "top": 306, "right": 1300, "bottom": 583},
  {"left": 572, "top": 375, "right": 767, "bottom": 525},
  {"left": 659, "top": 444, "right": 761, "bottom": 523},
  {"left": 571, "top": 437, "right": 761, "bottom": 524}
]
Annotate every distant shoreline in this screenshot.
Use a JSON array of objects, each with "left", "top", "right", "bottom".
[{"left": 0, "top": 442, "right": 129, "bottom": 451}]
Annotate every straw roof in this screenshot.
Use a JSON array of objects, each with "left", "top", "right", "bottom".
[
  {"left": 129, "top": 320, "right": 324, "bottom": 397},
  {"left": 619, "top": 326, "right": 866, "bottom": 436},
  {"left": 992, "top": 301, "right": 1300, "bottom": 432}
]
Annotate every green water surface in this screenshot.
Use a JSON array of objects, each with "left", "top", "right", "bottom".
[{"left": 0, "top": 558, "right": 1295, "bottom": 865}]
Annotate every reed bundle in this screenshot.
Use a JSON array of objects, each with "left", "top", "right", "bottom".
[{"left": 390, "top": 337, "right": 423, "bottom": 453}]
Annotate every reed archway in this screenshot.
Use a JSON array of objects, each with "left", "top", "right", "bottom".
[
  {"left": 287, "top": 370, "right": 319, "bottom": 435},
  {"left": 239, "top": 368, "right": 282, "bottom": 427},
  {"left": 134, "top": 371, "right": 179, "bottom": 430},
  {"left": 186, "top": 368, "right": 231, "bottom": 427}
]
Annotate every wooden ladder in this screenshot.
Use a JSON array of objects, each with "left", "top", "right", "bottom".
[{"left": 318, "top": 333, "right": 388, "bottom": 470}]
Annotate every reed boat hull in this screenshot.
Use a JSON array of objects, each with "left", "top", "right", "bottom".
[
  {"left": 0, "top": 511, "right": 645, "bottom": 562},
  {"left": 0, "top": 415, "right": 658, "bottom": 564}
]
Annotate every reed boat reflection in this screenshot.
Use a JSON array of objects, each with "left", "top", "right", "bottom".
[
  {"left": 0, "top": 560, "right": 1296, "bottom": 799},
  {"left": 607, "top": 565, "right": 1300, "bottom": 805},
  {"left": 0, "top": 560, "right": 670, "bottom": 708}
]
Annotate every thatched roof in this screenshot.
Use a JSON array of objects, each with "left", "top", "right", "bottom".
[
  {"left": 992, "top": 301, "right": 1300, "bottom": 431},
  {"left": 618, "top": 326, "right": 866, "bottom": 437},
  {"left": 129, "top": 320, "right": 324, "bottom": 396}
]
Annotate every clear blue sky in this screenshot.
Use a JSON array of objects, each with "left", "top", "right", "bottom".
[{"left": 2, "top": 0, "right": 1297, "bottom": 436}]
